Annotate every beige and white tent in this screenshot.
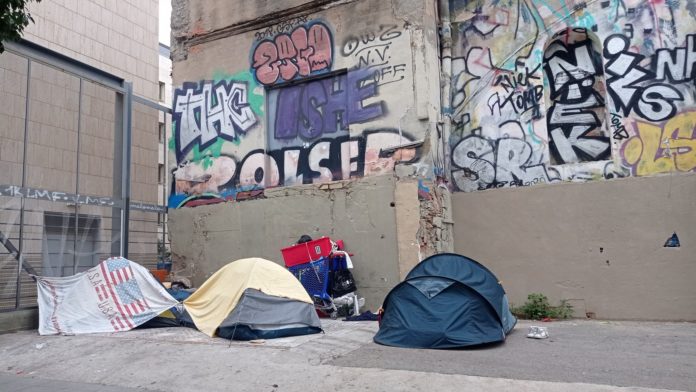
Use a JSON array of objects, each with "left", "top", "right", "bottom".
[{"left": 183, "top": 257, "right": 321, "bottom": 340}]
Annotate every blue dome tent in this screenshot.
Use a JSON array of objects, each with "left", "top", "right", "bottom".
[{"left": 374, "top": 253, "right": 516, "bottom": 349}]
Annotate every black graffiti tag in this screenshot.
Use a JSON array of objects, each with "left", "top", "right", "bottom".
[
  {"left": 603, "top": 34, "right": 686, "bottom": 122},
  {"left": 610, "top": 112, "right": 629, "bottom": 140},
  {"left": 543, "top": 32, "right": 610, "bottom": 164}
]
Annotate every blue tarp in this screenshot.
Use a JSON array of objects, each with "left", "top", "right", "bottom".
[{"left": 374, "top": 253, "right": 516, "bottom": 349}]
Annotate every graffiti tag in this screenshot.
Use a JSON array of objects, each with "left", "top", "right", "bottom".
[
  {"left": 271, "top": 70, "right": 385, "bottom": 141},
  {"left": 251, "top": 21, "right": 333, "bottom": 85},
  {"left": 622, "top": 111, "right": 696, "bottom": 176},
  {"left": 451, "top": 133, "right": 556, "bottom": 192},
  {"left": 170, "top": 130, "right": 417, "bottom": 207},
  {"left": 544, "top": 31, "right": 610, "bottom": 164},
  {"left": 173, "top": 80, "right": 257, "bottom": 162},
  {"left": 604, "top": 34, "right": 687, "bottom": 122}
]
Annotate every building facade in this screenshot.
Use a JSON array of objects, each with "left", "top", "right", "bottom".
[
  {"left": 158, "top": 42, "right": 172, "bottom": 255},
  {"left": 0, "top": 0, "right": 162, "bottom": 320},
  {"left": 168, "top": 0, "right": 448, "bottom": 311},
  {"left": 169, "top": 0, "right": 696, "bottom": 319},
  {"left": 447, "top": 0, "right": 696, "bottom": 320}
]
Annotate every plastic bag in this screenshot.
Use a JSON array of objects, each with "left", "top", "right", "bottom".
[{"left": 331, "top": 269, "right": 356, "bottom": 297}]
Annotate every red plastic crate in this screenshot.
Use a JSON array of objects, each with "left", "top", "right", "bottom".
[{"left": 281, "top": 237, "right": 332, "bottom": 267}]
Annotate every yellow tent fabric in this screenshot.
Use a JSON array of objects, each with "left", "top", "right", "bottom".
[{"left": 183, "top": 257, "right": 312, "bottom": 337}]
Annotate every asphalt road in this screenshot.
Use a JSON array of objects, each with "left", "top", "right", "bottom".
[{"left": 331, "top": 320, "right": 696, "bottom": 391}]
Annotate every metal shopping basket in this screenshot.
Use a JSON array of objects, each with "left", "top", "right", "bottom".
[{"left": 287, "top": 257, "right": 338, "bottom": 318}]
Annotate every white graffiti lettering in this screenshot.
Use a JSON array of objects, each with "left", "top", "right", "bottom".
[
  {"left": 451, "top": 134, "right": 555, "bottom": 192},
  {"left": 604, "top": 34, "right": 685, "bottom": 122},
  {"left": 544, "top": 30, "right": 610, "bottom": 164},
  {"left": 173, "top": 80, "right": 257, "bottom": 161}
]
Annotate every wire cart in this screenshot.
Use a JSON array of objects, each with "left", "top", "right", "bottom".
[{"left": 281, "top": 237, "right": 356, "bottom": 319}]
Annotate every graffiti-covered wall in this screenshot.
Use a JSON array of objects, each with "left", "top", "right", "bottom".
[
  {"left": 449, "top": 0, "right": 696, "bottom": 192},
  {"left": 169, "top": 0, "right": 442, "bottom": 209},
  {"left": 168, "top": 0, "right": 449, "bottom": 303}
]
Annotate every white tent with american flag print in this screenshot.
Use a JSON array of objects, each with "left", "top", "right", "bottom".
[{"left": 36, "top": 257, "right": 179, "bottom": 335}]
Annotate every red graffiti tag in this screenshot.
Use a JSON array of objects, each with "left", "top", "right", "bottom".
[{"left": 252, "top": 22, "right": 332, "bottom": 85}]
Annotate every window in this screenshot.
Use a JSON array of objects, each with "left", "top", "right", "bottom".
[
  {"left": 42, "top": 213, "right": 100, "bottom": 277},
  {"left": 158, "top": 122, "right": 165, "bottom": 143},
  {"left": 543, "top": 28, "right": 610, "bottom": 165},
  {"left": 158, "top": 164, "right": 165, "bottom": 184},
  {"left": 158, "top": 81, "right": 165, "bottom": 102}
]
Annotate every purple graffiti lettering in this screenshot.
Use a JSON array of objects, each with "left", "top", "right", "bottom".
[
  {"left": 347, "top": 70, "right": 385, "bottom": 124},
  {"left": 274, "top": 86, "right": 303, "bottom": 139},
  {"left": 272, "top": 71, "right": 385, "bottom": 141},
  {"left": 299, "top": 81, "right": 328, "bottom": 139}
]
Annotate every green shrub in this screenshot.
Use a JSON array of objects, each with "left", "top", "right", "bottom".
[
  {"left": 510, "top": 293, "right": 573, "bottom": 320},
  {"left": 553, "top": 299, "right": 574, "bottom": 319}
]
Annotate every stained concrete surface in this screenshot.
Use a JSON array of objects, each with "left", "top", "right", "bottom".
[
  {"left": 0, "top": 319, "right": 692, "bottom": 392},
  {"left": 169, "top": 176, "right": 403, "bottom": 312},
  {"left": 332, "top": 320, "right": 696, "bottom": 391},
  {"left": 0, "top": 374, "right": 148, "bottom": 391}
]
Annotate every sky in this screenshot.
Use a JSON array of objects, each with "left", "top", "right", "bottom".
[{"left": 159, "top": 0, "right": 172, "bottom": 46}]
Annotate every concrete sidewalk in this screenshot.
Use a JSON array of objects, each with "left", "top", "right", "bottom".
[
  {"left": 0, "top": 319, "right": 693, "bottom": 392},
  {"left": 0, "top": 374, "right": 148, "bottom": 391}
]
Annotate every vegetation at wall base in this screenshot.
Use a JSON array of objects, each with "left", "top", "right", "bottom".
[
  {"left": 0, "top": 0, "right": 41, "bottom": 53},
  {"left": 511, "top": 293, "right": 574, "bottom": 320}
]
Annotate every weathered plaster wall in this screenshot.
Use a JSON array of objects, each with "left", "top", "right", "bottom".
[
  {"left": 452, "top": 173, "right": 696, "bottom": 321},
  {"left": 449, "top": 0, "right": 696, "bottom": 192},
  {"left": 394, "top": 181, "right": 420, "bottom": 280},
  {"left": 169, "top": 0, "right": 443, "bottom": 209},
  {"left": 169, "top": 175, "right": 401, "bottom": 311},
  {"left": 167, "top": 0, "right": 453, "bottom": 302}
]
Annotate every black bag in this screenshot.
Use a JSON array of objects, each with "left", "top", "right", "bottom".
[
  {"left": 296, "top": 234, "right": 313, "bottom": 244},
  {"left": 331, "top": 269, "right": 356, "bottom": 297}
]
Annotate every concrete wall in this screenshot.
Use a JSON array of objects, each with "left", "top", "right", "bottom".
[
  {"left": 446, "top": 0, "right": 696, "bottom": 321},
  {"left": 448, "top": 0, "right": 696, "bottom": 192},
  {"left": 169, "top": 175, "right": 403, "bottom": 311},
  {"left": 0, "top": 309, "right": 38, "bottom": 333},
  {"left": 452, "top": 173, "right": 696, "bottom": 321}
]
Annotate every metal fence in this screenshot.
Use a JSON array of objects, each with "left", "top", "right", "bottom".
[{"left": 0, "top": 40, "right": 170, "bottom": 312}]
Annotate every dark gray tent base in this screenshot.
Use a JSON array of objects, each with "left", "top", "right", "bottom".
[
  {"left": 218, "top": 325, "right": 322, "bottom": 340},
  {"left": 216, "top": 289, "right": 322, "bottom": 341},
  {"left": 136, "top": 307, "right": 196, "bottom": 329}
]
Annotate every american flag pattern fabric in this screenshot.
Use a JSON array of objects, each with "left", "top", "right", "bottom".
[
  {"left": 37, "top": 257, "right": 178, "bottom": 335},
  {"left": 97, "top": 257, "right": 156, "bottom": 331}
]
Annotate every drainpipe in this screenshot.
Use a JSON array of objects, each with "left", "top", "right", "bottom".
[
  {"left": 437, "top": 0, "right": 452, "bottom": 182},
  {"left": 434, "top": 0, "right": 455, "bottom": 254}
]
